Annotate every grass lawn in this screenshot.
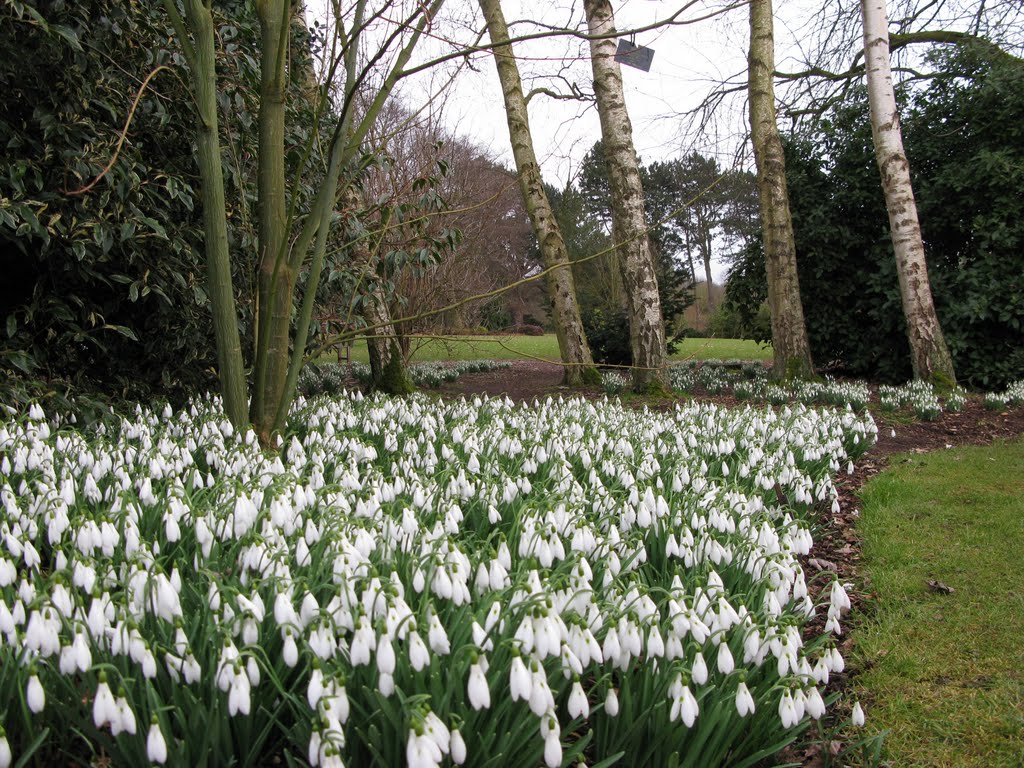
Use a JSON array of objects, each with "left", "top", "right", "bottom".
[
  {"left": 853, "top": 439, "right": 1024, "bottom": 767},
  {"left": 322, "top": 334, "right": 772, "bottom": 364}
]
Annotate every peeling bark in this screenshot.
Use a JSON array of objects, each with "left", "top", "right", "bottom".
[
  {"left": 478, "top": 0, "right": 597, "bottom": 387},
  {"left": 748, "top": 0, "right": 815, "bottom": 380},
  {"left": 583, "top": 0, "right": 667, "bottom": 391},
  {"left": 862, "top": 0, "right": 956, "bottom": 384}
]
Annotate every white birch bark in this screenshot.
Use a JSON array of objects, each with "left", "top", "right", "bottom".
[
  {"left": 583, "top": 0, "right": 667, "bottom": 390},
  {"left": 861, "top": 0, "right": 956, "bottom": 383},
  {"left": 478, "top": 0, "right": 597, "bottom": 387}
]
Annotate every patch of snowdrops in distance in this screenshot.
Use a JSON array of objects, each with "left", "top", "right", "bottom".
[{"left": 0, "top": 392, "right": 876, "bottom": 767}]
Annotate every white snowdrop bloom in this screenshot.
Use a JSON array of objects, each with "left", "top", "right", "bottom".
[
  {"left": 26, "top": 672, "right": 45, "bottom": 713},
  {"left": 282, "top": 630, "right": 299, "bottom": 667},
  {"left": 778, "top": 689, "right": 799, "bottom": 729},
  {"left": 805, "top": 686, "right": 826, "bottom": 720},
  {"left": 111, "top": 693, "right": 137, "bottom": 736},
  {"left": 228, "top": 664, "right": 252, "bottom": 716},
  {"left": 830, "top": 580, "right": 852, "bottom": 612},
  {"left": 543, "top": 727, "right": 562, "bottom": 768},
  {"left": 717, "top": 642, "right": 735, "bottom": 675},
  {"left": 669, "top": 683, "right": 699, "bottom": 727},
  {"left": 450, "top": 728, "right": 467, "bottom": 765},
  {"left": 308, "top": 729, "right": 322, "bottom": 767},
  {"left": 407, "top": 730, "right": 442, "bottom": 768},
  {"left": 691, "top": 652, "right": 709, "bottom": 686},
  {"left": 407, "top": 629, "right": 430, "bottom": 671},
  {"left": 0, "top": 728, "right": 12, "bottom": 768},
  {"left": 377, "top": 633, "right": 396, "bottom": 676},
  {"left": 604, "top": 687, "right": 620, "bottom": 717},
  {"left": 427, "top": 614, "right": 450, "bottom": 655},
  {"left": 528, "top": 665, "right": 555, "bottom": 717},
  {"left": 851, "top": 700, "right": 866, "bottom": 727},
  {"left": 509, "top": 655, "right": 532, "bottom": 702},
  {"left": 568, "top": 679, "right": 590, "bottom": 719},
  {"left": 93, "top": 676, "right": 118, "bottom": 729},
  {"left": 467, "top": 657, "right": 490, "bottom": 710},
  {"left": 735, "top": 681, "right": 756, "bottom": 717},
  {"left": 349, "top": 618, "right": 373, "bottom": 667},
  {"left": 378, "top": 672, "right": 395, "bottom": 696}
]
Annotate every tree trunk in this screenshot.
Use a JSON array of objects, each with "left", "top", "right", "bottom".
[
  {"left": 478, "top": 0, "right": 598, "bottom": 387},
  {"left": 748, "top": 0, "right": 815, "bottom": 380},
  {"left": 583, "top": 0, "right": 667, "bottom": 392},
  {"left": 165, "top": 0, "right": 248, "bottom": 427},
  {"left": 701, "top": 228, "right": 715, "bottom": 314},
  {"left": 349, "top": 189, "right": 414, "bottom": 394},
  {"left": 861, "top": 0, "right": 956, "bottom": 384},
  {"left": 251, "top": 0, "right": 295, "bottom": 438}
]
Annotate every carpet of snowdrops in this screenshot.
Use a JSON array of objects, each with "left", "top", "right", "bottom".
[{"left": 0, "top": 389, "right": 877, "bottom": 767}]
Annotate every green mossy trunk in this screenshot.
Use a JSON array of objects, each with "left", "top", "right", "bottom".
[{"left": 748, "top": 0, "right": 815, "bottom": 382}]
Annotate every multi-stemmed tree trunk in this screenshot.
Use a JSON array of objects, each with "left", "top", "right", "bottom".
[
  {"left": 748, "top": 0, "right": 815, "bottom": 380},
  {"left": 478, "top": 0, "right": 597, "bottom": 387},
  {"left": 345, "top": 188, "right": 415, "bottom": 394},
  {"left": 861, "top": 0, "right": 956, "bottom": 384},
  {"left": 583, "top": 0, "right": 667, "bottom": 391},
  {"left": 165, "top": 0, "right": 442, "bottom": 443}
]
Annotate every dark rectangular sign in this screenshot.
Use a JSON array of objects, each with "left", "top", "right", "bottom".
[{"left": 614, "top": 39, "right": 654, "bottom": 72}]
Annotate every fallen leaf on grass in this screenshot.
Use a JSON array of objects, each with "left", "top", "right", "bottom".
[{"left": 926, "top": 579, "right": 955, "bottom": 594}]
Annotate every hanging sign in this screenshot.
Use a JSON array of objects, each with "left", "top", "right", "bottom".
[{"left": 614, "top": 39, "right": 655, "bottom": 72}]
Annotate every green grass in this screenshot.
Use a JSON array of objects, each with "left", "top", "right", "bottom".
[
  {"left": 852, "top": 439, "right": 1024, "bottom": 767},
  {"left": 670, "top": 337, "right": 772, "bottom": 361},
  {"left": 322, "top": 334, "right": 772, "bottom": 365}
]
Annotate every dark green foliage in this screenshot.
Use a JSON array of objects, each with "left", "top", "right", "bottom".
[
  {"left": 583, "top": 307, "right": 632, "bottom": 366},
  {"left": 725, "top": 43, "right": 1024, "bottom": 388},
  {"left": 0, "top": 1, "right": 214, "bottom": 398}
]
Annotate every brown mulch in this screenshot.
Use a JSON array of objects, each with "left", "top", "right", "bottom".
[{"left": 438, "top": 359, "right": 1024, "bottom": 766}]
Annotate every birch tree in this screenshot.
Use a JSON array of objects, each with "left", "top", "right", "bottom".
[
  {"left": 748, "top": 0, "right": 815, "bottom": 380},
  {"left": 583, "top": 0, "right": 667, "bottom": 391},
  {"left": 164, "top": 0, "right": 441, "bottom": 442},
  {"left": 478, "top": 0, "right": 598, "bottom": 387},
  {"left": 861, "top": 0, "right": 956, "bottom": 383}
]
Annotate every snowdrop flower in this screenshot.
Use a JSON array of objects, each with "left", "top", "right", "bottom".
[
  {"left": 568, "top": 679, "right": 590, "bottom": 719},
  {"left": 717, "top": 642, "right": 735, "bottom": 675},
  {"left": 735, "top": 680, "right": 756, "bottom": 717},
  {"left": 407, "top": 629, "right": 430, "bottom": 671},
  {"left": 851, "top": 700, "right": 865, "bottom": 727},
  {"left": 282, "top": 629, "right": 299, "bottom": 667},
  {"left": 691, "top": 651, "right": 709, "bottom": 685},
  {"left": 93, "top": 673, "right": 118, "bottom": 729},
  {"left": 407, "top": 728, "right": 443, "bottom": 768},
  {"left": 0, "top": 726, "right": 11, "bottom": 768},
  {"left": 111, "top": 690, "right": 137, "bottom": 736},
  {"left": 467, "top": 656, "right": 490, "bottom": 710},
  {"left": 542, "top": 717, "right": 562, "bottom": 768},
  {"left": 778, "top": 688, "right": 799, "bottom": 729},
  {"left": 604, "top": 687, "right": 620, "bottom": 717},
  {"left": 427, "top": 613, "right": 450, "bottom": 655},
  {"left": 26, "top": 671, "right": 45, "bottom": 714},
  {"left": 509, "top": 654, "right": 532, "bottom": 702},
  {"left": 669, "top": 679, "right": 699, "bottom": 727},
  {"left": 805, "top": 686, "right": 826, "bottom": 720},
  {"left": 450, "top": 728, "right": 467, "bottom": 765}
]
